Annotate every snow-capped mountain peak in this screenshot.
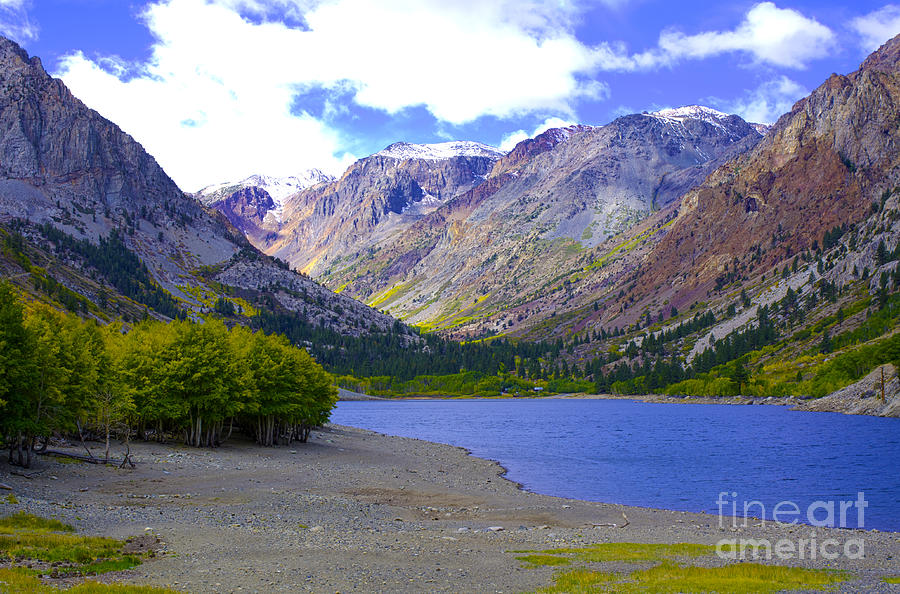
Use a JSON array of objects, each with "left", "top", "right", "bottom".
[
  {"left": 238, "top": 171, "right": 334, "bottom": 201},
  {"left": 197, "top": 170, "right": 336, "bottom": 223},
  {"left": 198, "top": 170, "right": 334, "bottom": 201},
  {"left": 648, "top": 105, "right": 732, "bottom": 126},
  {"left": 374, "top": 141, "right": 505, "bottom": 161}
]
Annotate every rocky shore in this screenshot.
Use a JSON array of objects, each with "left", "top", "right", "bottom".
[{"left": 1, "top": 425, "right": 898, "bottom": 593}]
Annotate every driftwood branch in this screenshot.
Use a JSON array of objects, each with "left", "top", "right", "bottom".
[
  {"left": 37, "top": 450, "right": 132, "bottom": 466},
  {"left": 10, "top": 469, "right": 43, "bottom": 479},
  {"left": 592, "top": 511, "right": 630, "bottom": 529},
  {"left": 118, "top": 441, "right": 135, "bottom": 469},
  {"left": 0, "top": 482, "right": 13, "bottom": 490}
]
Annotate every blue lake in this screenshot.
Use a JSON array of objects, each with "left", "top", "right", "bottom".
[{"left": 332, "top": 399, "right": 900, "bottom": 532}]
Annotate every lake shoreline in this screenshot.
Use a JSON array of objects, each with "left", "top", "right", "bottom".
[
  {"left": 2, "top": 424, "right": 898, "bottom": 592},
  {"left": 343, "top": 388, "right": 900, "bottom": 417}
]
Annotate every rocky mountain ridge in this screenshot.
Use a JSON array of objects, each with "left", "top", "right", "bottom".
[
  {"left": 626, "top": 32, "right": 900, "bottom": 318},
  {"left": 374, "top": 141, "right": 505, "bottom": 161},
  {"left": 263, "top": 106, "right": 763, "bottom": 333},
  {"left": 197, "top": 171, "right": 335, "bottom": 222},
  {"left": 500, "top": 33, "right": 900, "bottom": 346},
  {"left": 205, "top": 103, "right": 764, "bottom": 337}
]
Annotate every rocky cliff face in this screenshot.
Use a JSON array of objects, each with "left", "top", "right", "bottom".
[
  {"left": 0, "top": 36, "right": 397, "bottom": 335},
  {"left": 0, "top": 37, "right": 239, "bottom": 294},
  {"left": 266, "top": 144, "right": 504, "bottom": 275},
  {"left": 0, "top": 38, "right": 197, "bottom": 230},
  {"left": 197, "top": 171, "right": 335, "bottom": 226},
  {"left": 206, "top": 186, "right": 276, "bottom": 242}
]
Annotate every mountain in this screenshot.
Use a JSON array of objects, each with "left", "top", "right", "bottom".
[
  {"left": 195, "top": 171, "right": 335, "bottom": 249},
  {"left": 622, "top": 34, "right": 900, "bottom": 321},
  {"left": 488, "top": 32, "right": 900, "bottom": 393},
  {"left": 0, "top": 36, "right": 397, "bottom": 337},
  {"left": 248, "top": 106, "right": 763, "bottom": 335},
  {"left": 258, "top": 140, "right": 506, "bottom": 276},
  {"left": 470, "top": 36, "right": 900, "bottom": 345},
  {"left": 373, "top": 140, "right": 506, "bottom": 161},
  {"left": 197, "top": 171, "right": 335, "bottom": 223}
]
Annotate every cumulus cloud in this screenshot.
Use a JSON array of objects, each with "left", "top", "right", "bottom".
[
  {"left": 0, "top": 0, "right": 37, "bottom": 42},
  {"left": 57, "top": 0, "right": 609, "bottom": 190},
  {"left": 53, "top": 0, "right": 835, "bottom": 190},
  {"left": 851, "top": 5, "right": 900, "bottom": 52},
  {"left": 601, "top": 2, "right": 834, "bottom": 70},
  {"left": 718, "top": 76, "right": 808, "bottom": 124},
  {"left": 498, "top": 117, "right": 575, "bottom": 152}
]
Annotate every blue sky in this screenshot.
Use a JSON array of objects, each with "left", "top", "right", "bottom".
[{"left": 3, "top": 0, "right": 900, "bottom": 190}]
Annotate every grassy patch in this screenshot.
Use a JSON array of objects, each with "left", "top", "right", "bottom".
[
  {"left": 0, "top": 531, "right": 125, "bottom": 566},
  {"left": 539, "top": 561, "right": 845, "bottom": 593},
  {"left": 545, "top": 542, "right": 714, "bottom": 563},
  {"left": 586, "top": 219, "right": 674, "bottom": 272},
  {"left": 537, "top": 568, "right": 619, "bottom": 592},
  {"left": 0, "top": 512, "right": 153, "bottom": 582},
  {"left": 366, "top": 280, "right": 415, "bottom": 309},
  {"left": 0, "top": 512, "right": 73, "bottom": 533},
  {"left": 0, "top": 568, "right": 178, "bottom": 593},
  {"left": 884, "top": 576, "right": 900, "bottom": 584},
  {"left": 517, "top": 542, "right": 847, "bottom": 593}
]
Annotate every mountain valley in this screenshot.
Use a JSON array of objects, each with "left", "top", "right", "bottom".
[{"left": 0, "top": 32, "right": 898, "bottom": 406}]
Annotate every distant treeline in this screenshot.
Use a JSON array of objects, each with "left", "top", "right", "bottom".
[
  {"left": 252, "top": 308, "right": 582, "bottom": 381},
  {"left": 0, "top": 283, "right": 336, "bottom": 468}
]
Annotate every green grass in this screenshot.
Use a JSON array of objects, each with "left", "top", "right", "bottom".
[
  {"left": 0, "top": 568, "right": 178, "bottom": 593},
  {"left": 884, "top": 576, "right": 900, "bottom": 584},
  {"left": 0, "top": 531, "right": 123, "bottom": 564},
  {"left": 516, "top": 542, "right": 848, "bottom": 593},
  {"left": 0, "top": 512, "right": 73, "bottom": 533},
  {"left": 0, "top": 512, "right": 153, "bottom": 584},
  {"left": 538, "top": 542, "right": 715, "bottom": 563},
  {"left": 538, "top": 561, "right": 846, "bottom": 593}
]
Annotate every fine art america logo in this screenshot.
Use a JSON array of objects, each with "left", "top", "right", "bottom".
[{"left": 714, "top": 491, "right": 867, "bottom": 560}]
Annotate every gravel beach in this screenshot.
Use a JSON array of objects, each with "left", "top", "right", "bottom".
[{"left": 2, "top": 424, "right": 898, "bottom": 593}]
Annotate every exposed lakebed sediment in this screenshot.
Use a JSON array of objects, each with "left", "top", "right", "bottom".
[{"left": 2, "top": 425, "right": 898, "bottom": 593}]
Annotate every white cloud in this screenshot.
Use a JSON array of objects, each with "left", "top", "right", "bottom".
[
  {"left": 0, "top": 0, "right": 36, "bottom": 42},
  {"left": 718, "top": 76, "right": 808, "bottom": 124},
  {"left": 57, "top": 0, "right": 608, "bottom": 190},
  {"left": 53, "top": 0, "right": 835, "bottom": 191},
  {"left": 499, "top": 117, "right": 574, "bottom": 151},
  {"left": 851, "top": 5, "right": 900, "bottom": 52},
  {"left": 604, "top": 2, "right": 834, "bottom": 70}
]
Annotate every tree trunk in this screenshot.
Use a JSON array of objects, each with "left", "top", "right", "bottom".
[
  {"left": 24, "top": 436, "right": 32, "bottom": 468},
  {"left": 104, "top": 420, "right": 111, "bottom": 463},
  {"left": 14, "top": 433, "right": 26, "bottom": 468},
  {"left": 76, "top": 420, "right": 95, "bottom": 459}
]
